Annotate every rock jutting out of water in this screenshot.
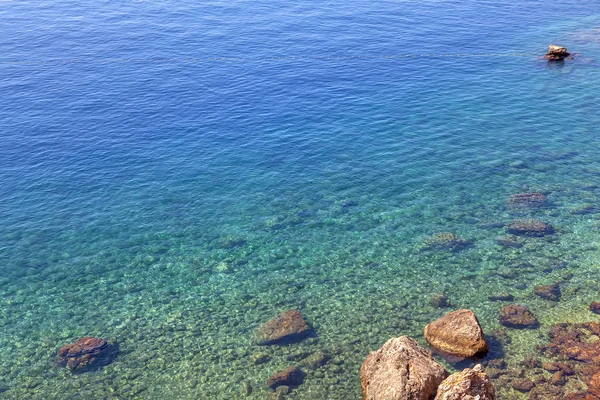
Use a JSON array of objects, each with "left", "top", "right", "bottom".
[
  {"left": 499, "top": 304, "right": 539, "bottom": 329},
  {"left": 506, "top": 219, "right": 555, "bottom": 237},
  {"left": 360, "top": 336, "right": 449, "bottom": 400},
  {"left": 421, "top": 233, "right": 471, "bottom": 252},
  {"left": 545, "top": 44, "right": 571, "bottom": 61},
  {"left": 266, "top": 366, "right": 306, "bottom": 390},
  {"left": 256, "top": 310, "right": 313, "bottom": 345},
  {"left": 423, "top": 309, "right": 489, "bottom": 361},
  {"left": 507, "top": 192, "right": 548, "bottom": 209},
  {"left": 434, "top": 364, "right": 495, "bottom": 400},
  {"left": 56, "top": 337, "right": 117, "bottom": 372},
  {"left": 534, "top": 283, "right": 561, "bottom": 301}
]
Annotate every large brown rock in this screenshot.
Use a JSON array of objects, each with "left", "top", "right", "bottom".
[
  {"left": 434, "top": 364, "right": 495, "bottom": 400},
  {"left": 499, "top": 304, "right": 538, "bottom": 329},
  {"left": 506, "top": 219, "right": 554, "bottom": 237},
  {"left": 424, "top": 309, "right": 489, "bottom": 360},
  {"left": 545, "top": 45, "right": 571, "bottom": 61},
  {"left": 56, "top": 337, "right": 117, "bottom": 372},
  {"left": 360, "top": 336, "right": 449, "bottom": 400},
  {"left": 256, "top": 310, "right": 312, "bottom": 345}
]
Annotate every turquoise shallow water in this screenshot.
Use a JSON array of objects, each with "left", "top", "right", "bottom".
[{"left": 1, "top": 0, "right": 600, "bottom": 398}]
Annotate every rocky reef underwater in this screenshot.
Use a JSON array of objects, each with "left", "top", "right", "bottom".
[{"left": 23, "top": 186, "right": 600, "bottom": 400}]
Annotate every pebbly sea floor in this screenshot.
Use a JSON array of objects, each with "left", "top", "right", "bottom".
[{"left": 1, "top": 0, "right": 600, "bottom": 398}]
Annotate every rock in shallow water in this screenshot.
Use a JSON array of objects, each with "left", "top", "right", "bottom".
[
  {"left": 56, "top": 337, "right": 117, "bottom": 372},
  {"left": 506, "top": 219, "right": 554, "bottom": 237},
  {"left": 495, "top": 235, "right": 523, "bottom": 248},
  {"left": 499, "top": 304, "right": 538, "bottom": 329},
  {"left": 266, "top": 366, "right": 306, "bottom": 390},
  {"left": 360, "top": 336, "right": 449, "bottom": 400},
  {"left": 488, "top": 292, "right": 514, "bottom": 302},
  {"left": 424, "top": 309, "right": 488, "bottom": 360},
  {"left": 434, "top": 364, "right": 495, "bottom": 400},
  {"left": 421, "top": 233, "right": 470, "bottom": 252},
  {"left": 537, "top": 322, "right": 600, "bottom": 398},
  {"left": 256, "top": 310, "right": 312, "bottom": 345},
  {"left": 507, "top": 192, "right": 548, "bottom": 209},
  {"left": 511, "top": 378, "right": 535, "bottom": 392},
  {"left": 429, "top": 293, "right": 450, "bottom": 308},
  {"left": 589, "top": 302, "right": 600, "bottom": 314},
  {"left": 534, "top": 283, "right": 561, "bottom": 301}
]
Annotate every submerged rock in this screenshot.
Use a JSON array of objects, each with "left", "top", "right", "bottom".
[
  {"left": 540, "top": 322, "right": 600, "bottom": 398},
  {"left": 360, "top": 336, "right": 449, "bottom": 400},
  {"left": 430, "top": 293, "right": 451, "bottom": 308},
  {"left": 506, "top": 219, "right": 554, "bottom": 237},
  {"left": 590, "top": 302, "right": 600, "bottom": 314},
  {"left": 422, "top": 233, "right": 470, "bottom": 252},
  {"left": 488, "top": 292, "right": 514, "bottom": 302},
  {"left": 545, "top": 45, "right": 571, "bottom": 61},
  {"left": 298, "top": 350, "right": 329, "bottom": 370},
  {"left": 507, "top": 192, "right": 548, "bottom": 209},
  {"left": 56, "top": 337, "right": 117, "bottom": 372},
  {"left": 495, "top": 235, "right": 523, "bottom": 248},
  {"left": 424, "top": 309, "right": 489, "bottom": 360},
  {"left": 499, "top": 304, "right": 538, "bottom": 329},
  {"left": 256, "top": 310, "right": 312, "bottom": 345},
  {"left": 511, "top": 378, "right": 535, "bottom": 392},
  {"left": 534, "top": 283, "right": 561, "bottom": 301},
  {"left": 266, "top": 366, "right": 306, "bottom": 390},
  {"left": 434, "top": 364, "right": 495, "bottom": 400}
]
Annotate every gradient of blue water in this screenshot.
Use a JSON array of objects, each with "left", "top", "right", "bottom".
[{"left": 1, "top": 0, "right": 600, "bottom": 398}]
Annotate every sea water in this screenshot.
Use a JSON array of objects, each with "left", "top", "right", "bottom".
[{"left": 1, "top": 0, "right": 600, "bottom": 398}]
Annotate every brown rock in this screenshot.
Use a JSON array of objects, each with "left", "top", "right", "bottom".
[
  {"left": 257, "top": 310, "right": 312, "bottom": 345},
  {"left": 542, "top": 362, "right": 574, "bottom": 375},
  {"left": 512, "top": 378, "right": 535, "bottom": 392},
  {"left": 56, "top": 337, "right": 117, "bottom": 372},
  {"left": 360, "top": 336, "right": 449, "bottom": 400},
  {"left": 424, "top": 309, "right": 489, "bottom": 360},
  {"left": 508, "top": 192, "right": 548, "bottom": 208},
  {"left": 528, "top": 383, "right": 564, "bottom": 399},
  {"left": 422, "top": 233, "right": 470, "bottom": 252},
  {"left": 550, "top": 371, "right": 565, "bottom": 386},
  {"left": 590, "top": 302, "right": 600, "bottom": 314},
  {"left": 522, "top": 356, "right": 541, "bottom": 369},
  {"left": 434, "top": 364, "right": 495, "bottom": 400},
  {"left": 565, "top": 393, "right": 598, "bottom": 400},
  {"left": 266, "top": 366, "right": 306, "bottom": 389},
  {"left": 545, "top": 45, "right": 571, "bottom": 61},
  {"left": 499, "top": 304, "right": 538, "bottom": 329},
  {"left": 534, "top": 283, "right": 561, "bottom": 301},
  {"left": 540, "top": 322, "right": 600, "bottom": 398},
  {"left": 506, "top": 219, "right": 555, "bottom": 237}
]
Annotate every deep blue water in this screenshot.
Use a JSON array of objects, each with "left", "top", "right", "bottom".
[{"left": 1, "top": 1, "right": 600, "bottom": 398}]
